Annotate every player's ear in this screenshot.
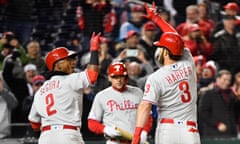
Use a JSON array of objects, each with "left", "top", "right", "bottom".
[{"left": 54, "top": 60, "right": 64, "bottom": 71}]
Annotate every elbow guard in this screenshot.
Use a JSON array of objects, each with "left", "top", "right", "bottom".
[
  {"left": 86, "top": 69, "right": 99, "bottom": 84},
  {"left": 29, "top": 120, "right": 41, "bottom": 131}
]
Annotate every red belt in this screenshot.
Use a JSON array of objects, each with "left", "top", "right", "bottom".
[
  {"left": 110, "top": 138, "right": 131, "bottom": 143},
  {"left": 42, "top": 125, "right": 78, "bottom": 132},
  {"left": 160, "top": 118, "right": 196, "bottom": 127}
]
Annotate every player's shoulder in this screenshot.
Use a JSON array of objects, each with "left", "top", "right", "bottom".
[
  {"left": 146, "top": 69, "right": 164, "bottom": 82},
  {"left": 96, "top": 87, "right": 112, "bottom": 96},
  {"left": 182, "top": 48, "right": 194, "bottom": 61},
  {"left": 69, "top": 71, "right": 86, "bottom": 77}
]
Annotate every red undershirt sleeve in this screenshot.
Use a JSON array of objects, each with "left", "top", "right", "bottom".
[
  {"left": 143, "top": 114, "right": 153, "bottom": 132},
  {"left": 88, "top": 119, "right": 105, "bottom": 135}
]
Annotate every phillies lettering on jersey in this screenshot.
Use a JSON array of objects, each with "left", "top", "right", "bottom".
[{"left": 107, "top": 99, "right": 138, "bottom": 112}]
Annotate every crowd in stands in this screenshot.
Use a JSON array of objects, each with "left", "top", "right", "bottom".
[{"left": 1, "top": 0, "right": 240, "bottom": 142}]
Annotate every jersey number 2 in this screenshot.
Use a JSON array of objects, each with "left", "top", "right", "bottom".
[
  {"left": 179, "top": 81, "right": 191, "bottom": 103},
  {"left": 46, "top": 94, "right": 57, "bottom": 116}
]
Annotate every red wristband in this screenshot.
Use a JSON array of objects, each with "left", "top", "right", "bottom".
[
  {"left": 135, "top": 127, "right": 143, "bottom": 135},
  {"left": 132, "top": 127, "right": 143, "bottom": 144}
]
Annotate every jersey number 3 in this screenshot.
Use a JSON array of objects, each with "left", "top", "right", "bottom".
[
  {"left": 179, "top": 81, "right": 191, "bottom": 103},
  {"left": 46, "top": 94, "right": 57, "bottom": 116}
]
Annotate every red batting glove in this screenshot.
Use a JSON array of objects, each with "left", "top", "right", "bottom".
[
  {"left": 132, "top": 127, "right": 143, "bottom": 144},
  {"left": 143, "top": 2, "right": 157, "bottom": 20},
  {"left": 90, "top": 32, "right": 101, "bottom": 51}
]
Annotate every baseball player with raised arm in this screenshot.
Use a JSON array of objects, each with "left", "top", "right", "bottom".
[
  {"left": 88, "top": 62, "right": 152, "bottom": 144},
  {"left": 132, "top": 3, "right": 201, "bottom": 144},
  {"left": 28, "top": 32, "right": 101, "bottom": 144}
]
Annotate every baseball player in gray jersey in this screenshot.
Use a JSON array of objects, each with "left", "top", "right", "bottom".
[
  {"left": 132, "top": 3, "right": 200, "bottom": 144},
  {"left": 88, "top": 62, "right": 152, "bottom": 144},
  {"left": 28, "top": 32, "right": 101, "bottom": 144}
]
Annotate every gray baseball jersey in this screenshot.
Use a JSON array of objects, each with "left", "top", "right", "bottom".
[
  {"left": 88, "top": 85, "right": 143, "bottom": 134},
  {"left": 28, "top": 71, "right": 89, "bottom": 128},
  {"left": 143, "top": 48, "right": 197, "bottom": 121},
  {"left": 28, "top": 72, "right": 90, "bottom": 144},
  {"left": 143, "top": 48, "right": 200, "bottom": 144}
]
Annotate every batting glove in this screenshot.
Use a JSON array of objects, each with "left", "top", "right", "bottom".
[
  {"left": 143, "top": 2, "right": 157, "bottom": 20},
  {"left": 103, "top": 126, "right": 121, "bottom": 138},
  {"left": 140, "top": 130, "right": 148, "bottom": 144},
  {"left": 132, "top": 127, "right": 143, "bottom": 144},
  {"left": 90, "top": 32, "right": 101, "bottom": 51}
]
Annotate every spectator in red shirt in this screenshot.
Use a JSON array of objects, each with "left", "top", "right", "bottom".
[
  {"left": 198, "top": 2, "right": 215, "bottom": 39},
  {"left": 176, "top": 4, "right": 213, "bottom": 39},
  {"left": 193, "top": 55, "right": 206, "bottom": 81},
  {"left": 183, "top": 24, "right": 213, "bottom": 57}
]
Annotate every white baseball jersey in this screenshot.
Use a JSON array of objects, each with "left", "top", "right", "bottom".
[
  {"left": 88, "top": 85, "right": 143, "bottom": 134},
  {"left": 28, "top": 71, "right": 90, "bottom": 144},
  {"left": 143, "top": 48, "right": 200, "bottom": 144}
]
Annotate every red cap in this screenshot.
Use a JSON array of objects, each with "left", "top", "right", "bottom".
[
  {"left": 224, "top": 2, "right": 239, "bottom": 12},
  {"left": 3, "top": 31, "right": 14, "bottom": 36},
  {"left": 126, "top": 30, "right": 139, "bottom": 39},
  {"left": 202, "top": 61, "right": 216, "bottom": 76},
  {"left": 143, "top": 21, "right": 157, "bottom": 31},
  {"left": 131, "top": 4, "right": 144, "bottom": 12},
  {"left": 32, "top": 75, "right": 46, "bottom": 85},
  {"left": 193, "top": 55, "right": 206, "bottom": 65}
]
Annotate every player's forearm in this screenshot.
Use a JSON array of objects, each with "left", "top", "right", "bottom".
[
  {"left": 29, "top": 120, "right": 41, "bottom": 131},
  {"left": 152, "top": 13, "right": 176, "bottom": 33},
  {"left": 132, "top": 101, "right": 152, "bottom": 144},
  {"left": 143, "top": 114, "right": 153, "bottom": 132},
  {"left": 86, "top": 51, "right": 99, "bottom": 84},
  {"left": 86, "top": 32, "right": 101, "bottom": 84},
  {"left": 136, "top": 101, "right": 152, "bottom": 128}
]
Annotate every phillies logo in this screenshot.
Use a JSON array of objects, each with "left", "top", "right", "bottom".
[{"left": 107, "top": 100, "right": 138, "bottom": 112}]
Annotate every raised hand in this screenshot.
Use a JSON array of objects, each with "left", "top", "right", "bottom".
[
  {"left": 90, "top": 32, "right": 101, "bottom": 51},
  {"left": 144, "top": 2, "right": 157, "bottom": 20}
]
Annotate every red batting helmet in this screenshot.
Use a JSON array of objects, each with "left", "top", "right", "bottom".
[
  {"left": 108, "top": 62, "right": 128, "bottom": 77},
  {"left": 45, "top": 47, "right": 76, "bottom": 71},
  {"left": 153, "top": 32, "right": 184, "bottom": 56}
]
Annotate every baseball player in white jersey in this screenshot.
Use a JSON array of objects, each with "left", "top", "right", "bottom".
[
  {"left": 28, "top": 32, "right": 101, "bottom": 144},
  {"left": 88, "top": 62, "right": 152, "bottom": 144},
  {"left": 132, "top": 3, "right": 200, "bottom": 144}
]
